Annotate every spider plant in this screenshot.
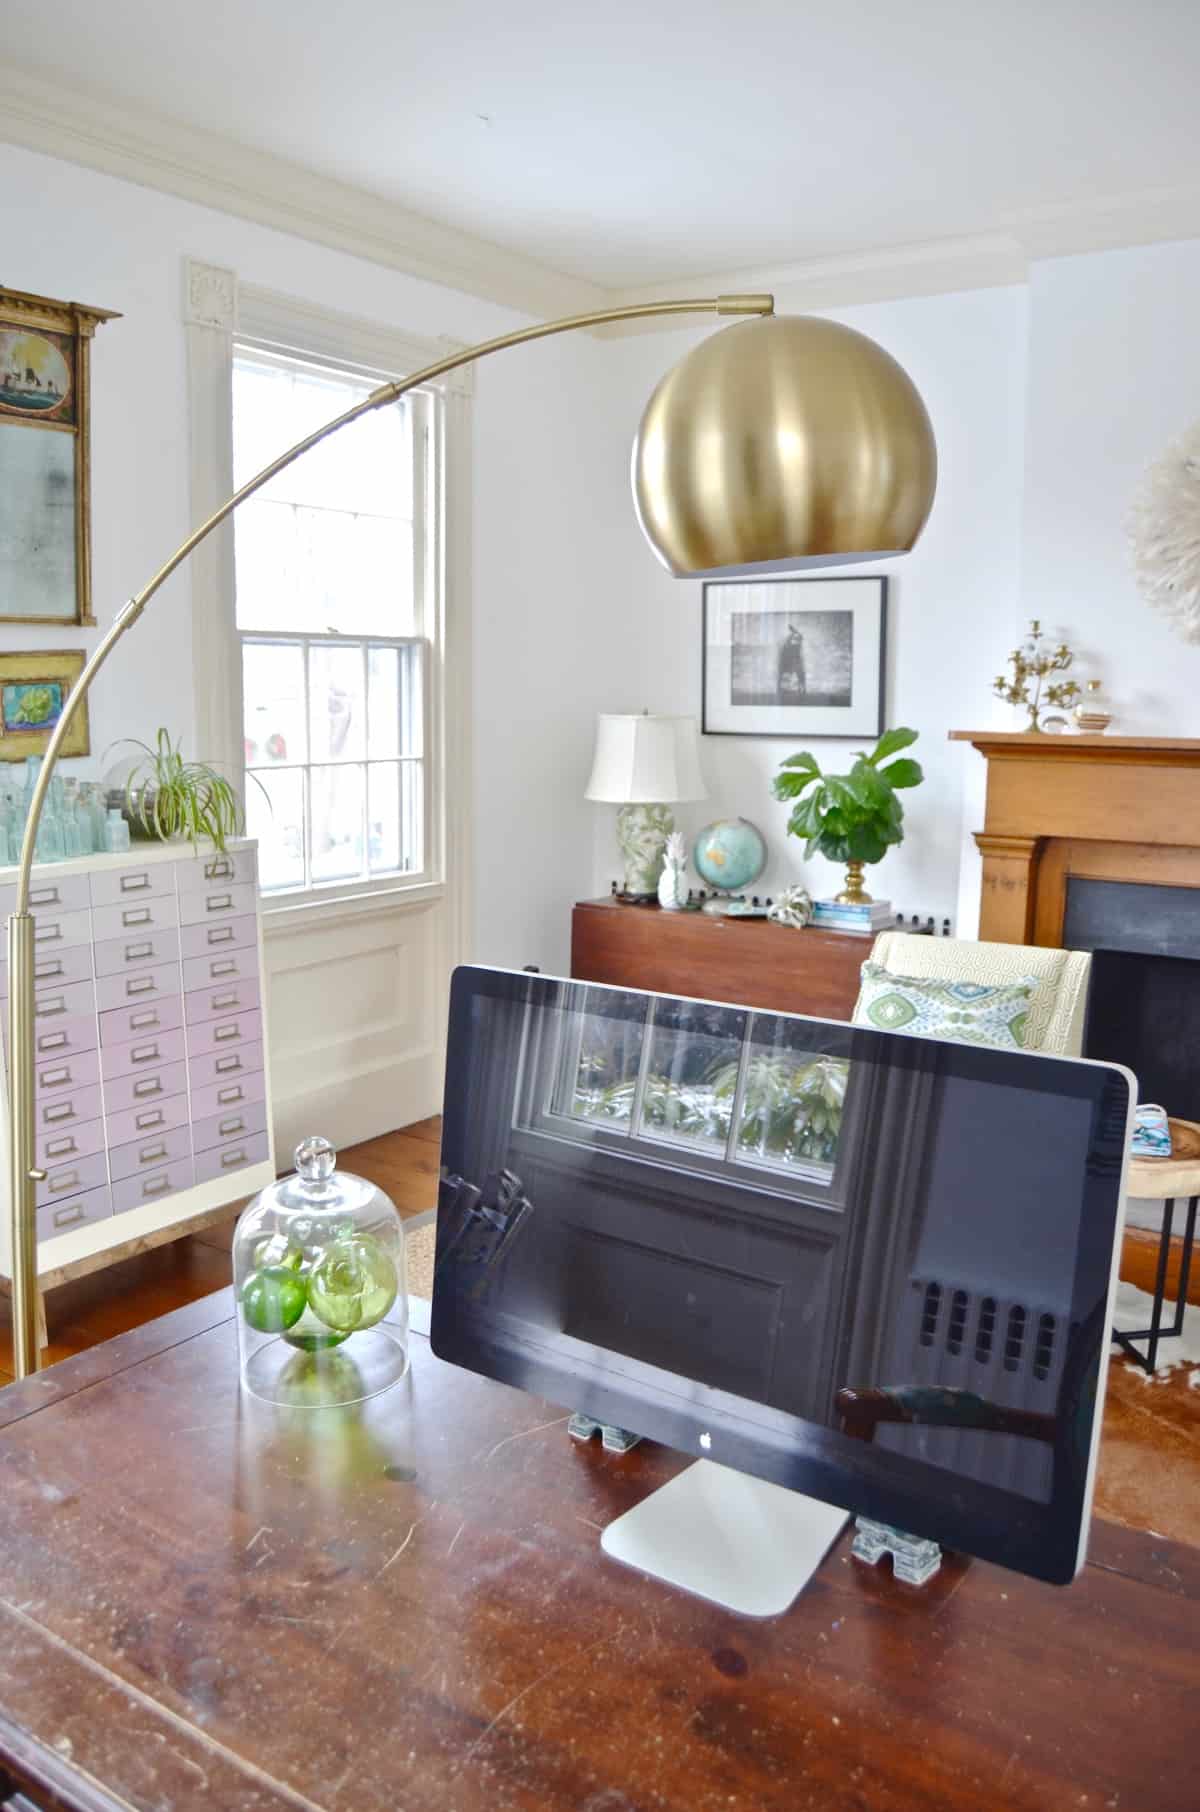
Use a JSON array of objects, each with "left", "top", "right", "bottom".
[{"left": 111, "top": 730, "right": 245, "bottom": 853}]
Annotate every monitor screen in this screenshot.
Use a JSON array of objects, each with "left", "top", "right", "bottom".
[{"left": 432, "top": 967, "right": 1132, "bottom": 1585}]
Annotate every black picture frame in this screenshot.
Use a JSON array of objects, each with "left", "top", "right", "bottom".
[{"left": 701, "top": 574, "right": 888, "bottom": 738}]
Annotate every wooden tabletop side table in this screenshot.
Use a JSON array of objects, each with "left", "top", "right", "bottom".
[{"left": 1116, "top": 1116, "right": 1200, "bottom": 1372}]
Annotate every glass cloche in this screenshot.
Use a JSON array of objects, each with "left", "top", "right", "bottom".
[{"left": 233, "top": 1136, "right": 409, "bottom": 1406}]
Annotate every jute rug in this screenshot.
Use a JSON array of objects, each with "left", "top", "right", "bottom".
[{"left": 404, "top": 1213, "right": 436, "bottom": 1303}]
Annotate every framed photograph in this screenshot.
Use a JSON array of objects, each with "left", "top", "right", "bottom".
[
  {"left": 0, "top": 650, "right": 90, "bottom": 760},
  {"left": 702, "top": 575, "right": 887, "bottom": 738},
  {"left": 0, "top": 285, "right": 119, "bottom": 626}
]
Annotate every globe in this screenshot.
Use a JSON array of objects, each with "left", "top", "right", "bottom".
[{"left": 692, "top": 818, "right": 767, "bottom": 894}]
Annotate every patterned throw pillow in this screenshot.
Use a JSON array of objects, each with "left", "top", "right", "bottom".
[{"left": 856, "top": 961, "right": 1038, "bottom": 1050}]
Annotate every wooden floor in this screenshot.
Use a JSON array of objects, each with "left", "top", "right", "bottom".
[{"left": 0, "top": 1118, "right": 441, "bottom": 1383}]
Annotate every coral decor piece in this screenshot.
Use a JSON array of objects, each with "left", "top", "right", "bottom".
[{"left": 1128, "top": 419, "right": 1200, "bottom": 643}]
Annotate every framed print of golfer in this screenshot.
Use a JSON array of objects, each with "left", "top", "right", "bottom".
[{"left": 702, "top": 575, "right": 886, "bottom": 738}]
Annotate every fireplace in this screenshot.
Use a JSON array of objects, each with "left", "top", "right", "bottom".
[{"left": 1064, "top": 878, "right": 1200, "bottom": 960}]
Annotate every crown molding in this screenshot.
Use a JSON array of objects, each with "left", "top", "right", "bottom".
[{"left": 0, "top": 65, "right": 604, "bottom": 322}]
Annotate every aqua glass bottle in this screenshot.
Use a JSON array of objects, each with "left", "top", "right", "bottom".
[{"left": 104, "top": 807, "right": 131, "bottom": 854}]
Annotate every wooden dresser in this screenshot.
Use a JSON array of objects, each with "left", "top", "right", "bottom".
[{"left": 570, "top": 897, "right": 874, "bottom": 1019}]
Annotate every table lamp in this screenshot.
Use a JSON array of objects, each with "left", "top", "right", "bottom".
[
  {"left": 585, "top": 713, "right": 707, "bottom": 900},
  {"left": 5, "top": 296, "right": 938, "bottom": 1377}
]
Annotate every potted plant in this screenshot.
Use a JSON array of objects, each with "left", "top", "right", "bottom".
[
  {"left": 109, "top": 729, "right": 246, "bottom": 853},
  {"left": 771, "top": 726, "right": 923, "bottom": 904}
]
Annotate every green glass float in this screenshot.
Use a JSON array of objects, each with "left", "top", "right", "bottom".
[{"left": 233, "top": 1136, "right": 409, "bottom": 1406}]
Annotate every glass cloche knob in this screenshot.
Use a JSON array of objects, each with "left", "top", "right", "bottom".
[{"left": 295, "top": 1135, "right": 337, "bottom": 1183}]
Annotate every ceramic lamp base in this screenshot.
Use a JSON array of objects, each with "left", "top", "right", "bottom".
[{"left": 617, "top": 802, "right": 674, "bottom": 898}]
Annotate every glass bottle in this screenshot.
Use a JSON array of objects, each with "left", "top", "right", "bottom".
[
  {"left": 233, "top": 1136, "right": 409, "bottom": 1407},
  {"left": 104, "top": 807, "right": 131, "bottom": 853}
]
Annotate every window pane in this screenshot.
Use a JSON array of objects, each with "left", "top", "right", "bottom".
[
  {"left": 234, "top": 356, "right": 412, "bottom": 520},
  {"left": 400, "top": 760, "right": 423, "bottom": 874},
  {"left": 399, "top": 641, "right": 423, "bottom": 760},
  {"left": 244, "top": 641, "right": 306, "bottom": 767},
  {"left": 736, "top": 1016, "right": 848, "bottom": 1180},
  {"left": 556, "top": 1003, "right": 647, "bottom": 1129},
  {"left": 235, "top": 497, "right": 413, "bottom": 636},
  {"left": 368, "top": 646, "right": 399, "bottom": 758},
  {"left": 309, "top": 644, "right": 366, "bottom": 762},
  {"left": 247, "top": 767, "right": 305, "bottom": 893},
  {"left": 640, "top": 999, "right": 746, "bottom": 1155},
  {"left": 368, "top": 762, "right": 400, "bottom": 874},
  {"left": 310, "top": 764, "right": 365, "bottom": 883}
]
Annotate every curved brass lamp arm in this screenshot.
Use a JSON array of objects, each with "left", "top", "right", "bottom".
[{"left": 5, "top": 289, "right": 773, "bottom": 1377}]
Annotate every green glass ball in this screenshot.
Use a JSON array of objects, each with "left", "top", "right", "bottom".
[
  {"left": 241, "top": 1265, "right": 307, "bottom": 1334},
  {"left": 308, "top": 1234, "right": 398, "bottom": 1335}
]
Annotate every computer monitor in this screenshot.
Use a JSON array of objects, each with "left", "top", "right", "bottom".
[{"left": 432, "top": 967, "right": 1133, "bottom": 1613}]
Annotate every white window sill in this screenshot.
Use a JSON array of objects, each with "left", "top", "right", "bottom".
[{"left": 262, "top": 876, "right": 444, "bottom": 932}]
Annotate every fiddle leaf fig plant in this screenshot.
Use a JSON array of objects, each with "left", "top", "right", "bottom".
[{"left": 771, "top": 726, "right": 924, "bottom": 866}]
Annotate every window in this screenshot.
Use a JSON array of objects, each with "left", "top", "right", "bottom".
[{"left": 232, "top": 347, "right": 433, "bottom": 897}]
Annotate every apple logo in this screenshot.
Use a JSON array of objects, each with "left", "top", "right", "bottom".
[{"left": 699, "top": 1432, "right": 712, "bottom": 1450}]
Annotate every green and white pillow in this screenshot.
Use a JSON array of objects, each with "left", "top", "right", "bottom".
[{"left": 856, "top": 961, "right": 1037, "bottom": 1050}]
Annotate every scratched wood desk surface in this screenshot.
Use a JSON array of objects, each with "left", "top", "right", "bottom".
[{"left": 0, "top": 1292, "right": 1195, "bottom": 1812}]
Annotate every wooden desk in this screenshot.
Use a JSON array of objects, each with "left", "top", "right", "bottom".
[{"left": 0, "top": 1293, "right": 1195, "bottom": 1812}]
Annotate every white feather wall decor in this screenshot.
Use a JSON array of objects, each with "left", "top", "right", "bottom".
[{"left": 1128, "top": 420, "right": 1200, "bottom": 643}]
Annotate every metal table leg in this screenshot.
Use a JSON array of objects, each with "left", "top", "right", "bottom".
[{"left": 1113, "top": 1195, "right": 1197, "bottom": 1373}]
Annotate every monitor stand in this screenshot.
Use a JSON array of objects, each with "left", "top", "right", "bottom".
[{"left": 600, "top": 1459, "right": 850, "bottom": 1618}]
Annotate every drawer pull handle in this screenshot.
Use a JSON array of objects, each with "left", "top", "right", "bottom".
[
  {"left": 218, "top": 1115, "right": 246, "bottom": 1138},
  {"left": 220, "top": 1147, "right": 247, "bottom": 1169},
  {"left": 43, "top": 1101, "right": 76, "bottom": 1124},
  {"left": 207, "top": 926, "right": 235, "bottom": 945},
  {"left": 30, "top": 886, "right": 61, "bottom": 907},
  {"left": 120, "top": 874, "right": 152, "bottom": 892},
  {"left": 142, "top": 1174, "right": 172, "bottom": 1198},
  {"left": 46, "top": 1136, "right": 78, "bottom": 1159},
  {"left": 206, "top": 893, "right": 234, "bottom": 913},
  {"left": 216, "top": 1084, "right": 245, "bottom": 1105},
  {"left": 205, "top": 858, "right": 233, "bottom": 880},
  {"left": 51, "top": 1202, "right": 87, "bottom": 1228},
  {"left": 35, "top": 957, "right": 64, "bottom": 980},
  {"left": 122, "top": 907, "right": 152, "bottom": 927},
  {"left": 133, "top": 1078, "right": 163, "bottom": 1099},
  {"left": 40, "top": 1064, "right": 71, "bottom": 1088},
  {"left": 129, "top": 1010, "right": 160, "bottom": 1031},
  {"left": 210, "top": 958, "right": 237, "bottom": 977},
  {"left": 212, "top": 990, "right": 239, "bottom": 1010},
  {"left": 135, "top": 1108, "right": 165, "bottom": 1130},
  {"left": 130, "top": 1042, "right": 161, "bottom": 1065},
  {"left": 126, "top": 976, "right": 156, "bottom": 996},
  {"left": 125, "top": 940, "right": 154, "bottom": 962},
  {"left": 34, "top": 923, "right": 62, "bottom": 943},
  {"left": 215, "top": 1054, "right": 243, "bottom": 1074},
  {"left": 138, "top": 1140, "right": 168, "bottom": 1164},
  {"left": 48, "top": 1168, "right": 81, "bottom": 1195},
  {"left": 37, "top": 1031, "right": 68, "bottom": 1052},
  {"left": 35, "top": 996, "right": 68, "bottom": 1018},
  {"left": 214, "top": 1023, "right": 241, "bottom": 1042}
]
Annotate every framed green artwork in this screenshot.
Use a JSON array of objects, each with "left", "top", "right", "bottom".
[
  {"left": 0, "top": 649, "right": 90, "bottom": 760},
  {"left": 0, "top": 285, "right": 119, "bottom": 626}
]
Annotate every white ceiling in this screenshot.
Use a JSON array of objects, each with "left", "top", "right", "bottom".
[{"left": 6, "top": 0, "right": 1200, "bottom": 292}]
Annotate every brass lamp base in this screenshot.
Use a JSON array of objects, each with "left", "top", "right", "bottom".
[{"left": 834, "top": 861, "right": 873, "bottom": 906}]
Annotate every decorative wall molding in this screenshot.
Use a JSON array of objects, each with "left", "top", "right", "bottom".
[{"left": 184, "top": 259, "right": 236, "bottom": 331}]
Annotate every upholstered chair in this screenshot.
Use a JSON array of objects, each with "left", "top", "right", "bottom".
[{"left": 852, "top": 931, "right": 1092, "bottom": 1057}]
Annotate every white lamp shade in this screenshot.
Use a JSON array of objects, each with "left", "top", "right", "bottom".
[{"left": 585, "top": 714, "right": 707, "bottom": 805}]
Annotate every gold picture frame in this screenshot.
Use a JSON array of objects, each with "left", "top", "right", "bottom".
[
  {"left": 0, "top": 285, "right": 119, "bottom": 626},
  {"left": 0, "top": 649, "right": 90, "bottom": 760}
]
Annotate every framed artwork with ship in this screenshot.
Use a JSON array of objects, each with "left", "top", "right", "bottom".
[{"left": 0, "top": 285, "right": 119, "bottom": 626}]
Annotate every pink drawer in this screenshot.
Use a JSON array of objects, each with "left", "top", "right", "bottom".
[
  {"left": 185, "top": 976, "right": 261, "bottom": 1025},
  {"left": 99, "top": 993, "right": 184, "bottom": 1048},
  {"left": 96, "top": 961, "right": 183, "bottom": 1014},
  {"left": 38, "top": 1116, "right": 106, "bottom": 1171},
  {"left": 180, "top": 914, "right": 259, "bottom": 961},
  {"left": 182, "top": 943, "right": 259, "bottom": 992},
  {"left": 190, "top": 1066, "right": 267, "bottom": 1122},
  {"left": 36, "top": 1046, "right": 101, "bottom": 1098},
  {"left": 186, "top": 1009, "right": 262, "bottom": 1059},
  {"left": 31, "top": 907, "right": 93, "bottom": 952},
  {"left": 37, "top": 1149, "right": 109, "bottom": 1209},
  {"left": 103, "top": 1059, "right": 188, "bottom": 1117},
  {"left": 31, "top": 944, "right": 94, "bottom": 990},
  {"left": 179, "top": 880, "right": 256, "bottom": 928},
  {"left": 101, "top": 1024, "right": 187, "bottom": 1081},
  {"left": 23, "top": 1014, "right": 99, "bottom": 1063},
  {"left": 37, "top": 1184, "right": 111, "bottom": 1245},
  {"left": 195, "top": 1130, "right": 270, "bottom": 1186},
  {"left": 193, "top": 1098, "right": 268, "bottom": 1156},
  {"left": 92, "top": 893, "right": 179, "bottom": 944},
  {"left": 112, "top": 1158, "right": 195, "bottom": 1216},
  {"left": 188, "top": 1039, "right": 263, "bottom": 1091},
  {"left": 89, "top": 862, "right": 177, "bottom": 908},
  {"left": 94, "top": 927, "right": 181, "bottom": 979},
  {"left": 177, "top": 847, "right": 258, "bottom": 893},
  {"left": 109, "top": 1122, "right": 192, "bottom": 1184},
  {"left": 27, "top": 872, "right": 93, "bottom": 915},
  {"left": 105, "top": 1092, "right": 190, "bottom": 1149},
  {"left": 35, "top": 1082, "right": 103, "bottom": 1138},
  {"left": 32, "top": 978, "right": 95, "bottom": 1024}
]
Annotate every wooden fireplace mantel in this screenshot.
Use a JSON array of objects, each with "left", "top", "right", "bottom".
[{"left": 949, "top": 731, "right": 1200, "bottom": 944}]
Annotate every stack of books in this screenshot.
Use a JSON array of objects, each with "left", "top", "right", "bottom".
[{"left": 811, "top": 898, "right": 895, "bottom": 936}]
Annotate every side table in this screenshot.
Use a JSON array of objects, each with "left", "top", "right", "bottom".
[{"left": 1116, "top": 1116, "right": 1199, "bottom": 1373}]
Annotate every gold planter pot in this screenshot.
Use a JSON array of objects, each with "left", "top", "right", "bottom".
[{"left": 835, "top": 861, "right": 873, "bottom": 905}]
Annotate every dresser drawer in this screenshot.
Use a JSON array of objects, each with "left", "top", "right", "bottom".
[
  {"left": 94, "top": 926, "right": 181, "bottom": 978},
  {"left": 37, "top": 1149, "right": 109, "bottom": 1209},
  {"left": 103, "top": 1059, "right": 188, "bottom": 1117},
  {"left": 96, "top": 960, "right": 183, "bottom": 1014},
  {"left": 178, "top": 880, "right": 257, "bottom": 928},
  {"left": 185, "top": 976, "right": 261, "bottom": 1025},
  {"left": 26, "top": 872, "right": 93, "bottom": 915},
  {"left": 35, "top": 1082, "right": 103, "bottom": 1137},
  {"left": 36, "top": 1045, "right": 102, "bottom": 1099},
  {"left": 195, "top": 1129, "right": 270, "bottom": 1185},
  {"left": 109, "top": 1121, "right": 193, "bottom": 1184},
  {"left": 31, "top": 978, "right": 96, "bottom": 1024},
  {"left": 89, "top": 862, "right": 178, "bottom": 908},
  {"left": 186, "top": 1009, "right": 262, "bottom": 1059},
  {"left": 105, "top": 1092, "right": 190, "bottom": 1149},
  {"left": 37, "top": 1184, "right": 111, "bottom": 1244},
  {"left": 180, "top": 913, "right": 259, "bottom": 961},
  {"left": 38, "top": 1116, "right": 106, "bottom": 1170},
  {"left": 177, "top": 847, "right": 258, "bottom": 893},
  {"left": 31, "top": 906, "right": 93, "bottom": 952},
  {"left": 193, "top": 1098, "right": 268, "bottom": 1156},
  {"left": 21, "top": 1014, "right": 99, "bottom": 1063},
  {"left": 189, "top": 1039, "right": 264, "bottom": 1091},
  {"left": 101, "top": 1024, "right": 187, "bottom": 1081},
  {"left": 182, "top": 943, "right": 259, "bottom": 992},
  {"left": 31, "top": 944, "right": 95, "bottom": 990},
  {"left": 112, "top": 1158, "right": 195, "bottom": 1216},
  {"left": 190, "top": 1065, "right": 267, "bottom": 1122},
  {"left": 92, "top": 893, "right": 180, "bottom": 943},
  {"left": 99, "top": 993, "right": 184, "bottom": 1048}
]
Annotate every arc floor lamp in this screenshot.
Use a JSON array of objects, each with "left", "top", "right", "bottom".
[{"left": 5, "top": 292, "right": 937, "bottom": 1377}]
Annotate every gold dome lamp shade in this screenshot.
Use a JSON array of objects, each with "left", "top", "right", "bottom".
[{"left": 633, "top": 313, "right": 938, "bottom": 578}]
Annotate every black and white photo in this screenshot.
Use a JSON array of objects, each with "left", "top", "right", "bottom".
[{"left": 703, "top": 576, "right": 886, "bottom": 738}]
